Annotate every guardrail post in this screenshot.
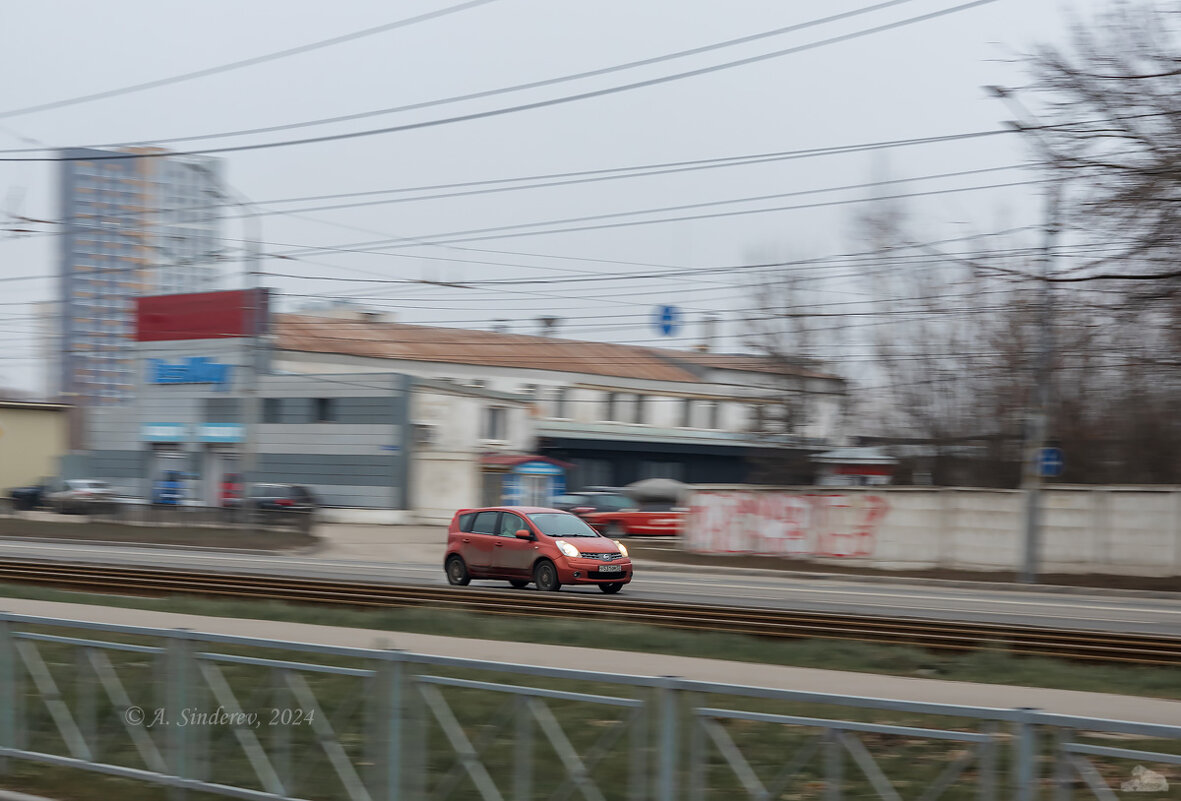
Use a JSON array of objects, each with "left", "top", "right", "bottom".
[
  {"left": 979, "top": 721, "right": 998, "bottom": 801},
  {"left": 514, "top": 693, "right": 532, "bottom": 801},
  {"left": 166, "top": 630, "right": 192, "bottom": 801},
  {"left": 1014, "top": 708, "right": 1039, "bottom": 801},
  {"left": 370, "top": 649, "right": 405, "bottom": 801},
  {"left": 657, "top": 676, "right": 680, "bottom": 801},
  {"left": 0, "top": 617, "right": 15, "bottom": 773},
  {"left": 824, "top": 727, "right": 843, "bottom": 801},
  {"left": 1051, "top": 727, "right": 1072, "bottom": 801},
  {"left": 76, "top": 646, "right": 97, "bottom": 763},
  {"left": 271, "top": 668, "right": 292, "bottom": 796}
]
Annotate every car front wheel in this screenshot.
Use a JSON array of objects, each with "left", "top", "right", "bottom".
[
  {"left": 533, "top": 560, "right": 561, "bottom": 592},
  {"left": 445, "top": 555, "right": 471, "bottom": 586}
]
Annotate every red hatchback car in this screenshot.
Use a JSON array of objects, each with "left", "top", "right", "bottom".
[{"left": 444, "top": 506, "right": 632, "bottom": 593}]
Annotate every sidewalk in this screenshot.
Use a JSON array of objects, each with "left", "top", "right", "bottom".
[{"left": 3, "top": 596, "right": 1178, "bottom": 725}]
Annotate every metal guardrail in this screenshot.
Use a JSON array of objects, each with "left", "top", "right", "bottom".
[{"left": 0, "top": 614, "right": 1177, "bottom": 800}]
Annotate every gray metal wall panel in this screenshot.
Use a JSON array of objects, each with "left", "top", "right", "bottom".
[
  {"left": 89, "top": 450, "right": 147, "bottom": 479},
  {"left": 204, "top": 397, "right": 240, "bottom": 423},
  {"left": 255, "top": 454, "right": 400, "bottom": 487}
]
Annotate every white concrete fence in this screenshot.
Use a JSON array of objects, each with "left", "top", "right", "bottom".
[{"left": 684, "top": 486, "right": 1181, "bottom": 576}]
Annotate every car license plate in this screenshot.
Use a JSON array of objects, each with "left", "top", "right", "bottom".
[{"left": 598, "top": 564, "right": 622, "bottom": 573}]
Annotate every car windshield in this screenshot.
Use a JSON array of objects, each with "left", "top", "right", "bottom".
[{"left": 528, "top": 513, "right": 600, "bottom": 537}]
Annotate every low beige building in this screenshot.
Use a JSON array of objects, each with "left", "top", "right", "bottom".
[{"left": 0, "top": 401, "right": 69, "bottom": 490}]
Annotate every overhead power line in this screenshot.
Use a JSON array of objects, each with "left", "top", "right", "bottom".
[
  {"left": 4, "top": 128, "right": 1018, "bottom": 236},
  {"left": 0, "top": 0, "right": 499, "bottom": 120},
  {"left": 0, "top": 0, "right": 1001, "bottom": 162}
]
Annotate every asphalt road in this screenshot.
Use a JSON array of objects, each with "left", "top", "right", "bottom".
[{"left": 0, "top": 537, "right": 1178, "bottom": 636}]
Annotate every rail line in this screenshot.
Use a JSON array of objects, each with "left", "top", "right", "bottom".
[{"left": 0, "top": 559, "right": 1177, "bottom": 666}]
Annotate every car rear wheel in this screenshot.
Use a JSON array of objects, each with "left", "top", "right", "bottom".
[
  {"left": 599, "top": 583, "right": 623, "bottom": 594},
  {"left": 508, "top": 579, "right": 529, "bottom": 589},
  {"left": 533, "top": 560, "right": 561, "bottom": 592},
  {"left": 606, "top": 522, "right": 626, "bottom": 538},
  {"left": 445, "top": 555, "right": 471, "bottom": 586}
]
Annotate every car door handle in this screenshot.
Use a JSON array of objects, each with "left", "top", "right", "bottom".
[
  {"left": 494, "top": 542, "right": 504, "bottom": 547},
  {"left": 462, "top": 537, "right": 471, "bottom": 543}
]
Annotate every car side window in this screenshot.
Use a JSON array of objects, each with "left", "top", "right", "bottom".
[
  {"left": 470, "top": 511, "right": 500, "bottom": 535},
  {"left": 499, "top": 513, "right": 526, "bottom": 537},
  {"left": 457, "top": 512, "right": 475, "bottom": 531}
]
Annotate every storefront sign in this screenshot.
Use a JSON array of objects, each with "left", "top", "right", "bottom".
[
  {"left": 141, "top": 423, "right": 188, "bottom": 442},
  {"left": 147, "top": 357, "right": 233, "bottom": 389},
  {"left": 196, "top": 423, "right": 243, "bottom": 443},
  {"left": 514, "top": 461, "right": 564, "bottom": 476}
]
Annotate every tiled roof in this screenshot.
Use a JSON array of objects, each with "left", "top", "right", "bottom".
[{"left": 275, "top": 315, "right": 838, "bottom": 384}]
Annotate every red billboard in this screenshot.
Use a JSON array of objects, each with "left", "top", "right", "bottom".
[{"left": 135, "top": 288, "right": 270, "bottom": 342}]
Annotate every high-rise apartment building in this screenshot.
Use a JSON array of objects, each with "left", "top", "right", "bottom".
[{"left": 58, "top": 147, "right": 223, "bottom": 405}]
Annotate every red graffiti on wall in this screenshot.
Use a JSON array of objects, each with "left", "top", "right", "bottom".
[{"left": 686, "top": 491, "right": 890, "bottom": 558}]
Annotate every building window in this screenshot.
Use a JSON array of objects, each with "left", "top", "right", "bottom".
[
  {"left": 262, "top": 398, "right": 281, "bottom": 423},
  {"left": 604, "top": 392, "right": 618, "bottom": 422},
  {"left": 553, "top": 387, "right": 569, "bottom": 419},
  {"left": 314, "top": 398, "right": 335, "bottom": 422},
  {"left": 634, "top": 395, "right": 646, "bottom": 425},
  {"left": 640, "top": 461, "right": 685, "bottom": 481},
  {"left": 482, "top": 407, "right": 507, "bottom": 441},
  {"left": 681, "top": 399, "right": 693, "bottom": 428},
  {"left": 751, "top": 403, "right": 765, "bottom": 432},
  {"left": 706, "top": 401, "right": 721, "bottom": 430}
]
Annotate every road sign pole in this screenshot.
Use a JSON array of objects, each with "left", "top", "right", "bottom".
[{"left": 1020, "top": 182, "right": 1060, "bottom": 585}]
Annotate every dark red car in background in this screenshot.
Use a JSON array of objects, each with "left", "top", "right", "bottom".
[
  {"left": 445, "top": 506, "right": 632, "bottom": 593},
  {"left": 554, "top": 490, "right": 684, "bottom": 537}
]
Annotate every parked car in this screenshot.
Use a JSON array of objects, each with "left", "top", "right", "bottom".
[
  {"left": 46, "top": 479, "right": 118, "bottom": 514},
  {"left": 445, "top": 506, "right": 632, "bottom": 593},
  {"left": 234, "top": 483, "right": 319, "bottom": 513},
  {"left": 557, "top": 490, "right": 684, "bottom": 537},
  {"left": 8, "top": 479, "right": 51, "bottom": 511}
]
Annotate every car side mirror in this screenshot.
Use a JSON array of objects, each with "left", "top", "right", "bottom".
[{"left": 514, "top": 529, "right": 533, "bottom": 540}]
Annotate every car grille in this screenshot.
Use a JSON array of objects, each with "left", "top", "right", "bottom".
[{"left": 580, "top": 552, "right": 624, "bottom": 561}]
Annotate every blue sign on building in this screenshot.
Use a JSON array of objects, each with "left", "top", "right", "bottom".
[
  {"left": 148, "top": 357, "right": 233, "bottom": 389},
  {"left": 141, "top": 422, "right": 188, "bottom": 442},
  {"left": 196, "top": 423, "right": 244, "bottom": 443},
  {"left": 654, "top": 305, "right": 683, "bottom": 337}
]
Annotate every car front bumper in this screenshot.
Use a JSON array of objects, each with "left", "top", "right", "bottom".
[{"left": 554, "top": 557, "right": 633, "bottom": 584}]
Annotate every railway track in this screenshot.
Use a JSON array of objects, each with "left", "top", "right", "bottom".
[{"left": 0, "top": 559, "right": 1177, "bottom": 667}]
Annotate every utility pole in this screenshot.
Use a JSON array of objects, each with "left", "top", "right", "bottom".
[
  {"left": 1018, "top": 183, "right": 1060, "bottom": 584},
  {"left": 987, "top": 85, "right": 1061, "bottom": 584},
  {"left": 240, "top": 209, "right": 261, "bottom": 527}
]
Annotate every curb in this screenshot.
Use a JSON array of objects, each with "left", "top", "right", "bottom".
[{"left": 630, "top": 559, "right": 1181, "bottom": 599}]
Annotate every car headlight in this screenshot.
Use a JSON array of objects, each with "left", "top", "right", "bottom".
[
  {"left": 614, "top": 540, "right": 629, "bottom": 558},
  {"left": 555, "top": 540, "right": 580, "bottom": 558}
]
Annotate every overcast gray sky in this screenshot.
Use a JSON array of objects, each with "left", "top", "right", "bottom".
[{"left": 0, "top": 0, "right": 1104, "bottom": 393}]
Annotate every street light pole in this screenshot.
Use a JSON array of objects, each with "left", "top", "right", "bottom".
[{"left": 986, "top": 86, "right": 1061, "bottom": 584}]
